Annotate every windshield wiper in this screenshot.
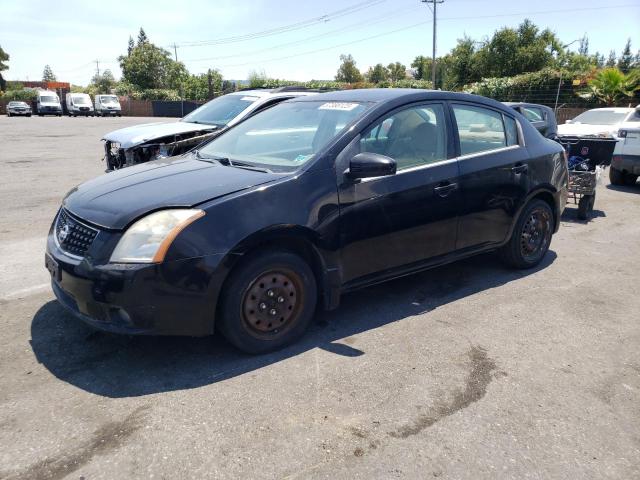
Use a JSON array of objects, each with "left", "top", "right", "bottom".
[{"left": 194, "top": 151, "right": 271, "bottom": 173}]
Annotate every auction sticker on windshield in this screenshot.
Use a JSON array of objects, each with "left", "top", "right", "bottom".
[{"left": 318, "top": 102, "right": 360, "bottom": 111}]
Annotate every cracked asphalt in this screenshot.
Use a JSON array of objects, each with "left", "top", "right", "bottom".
[{"left": 0, "top": 116, "right": 639, "bottom": 479}]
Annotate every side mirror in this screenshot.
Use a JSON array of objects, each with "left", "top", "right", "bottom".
[
  {"left": 347, "top": 152, "right": 396, "bottom": 179},
  {"left": 565, "top": 119, "right": 573, "bottom": 124}
]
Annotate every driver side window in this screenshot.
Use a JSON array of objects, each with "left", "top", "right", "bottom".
[{"left": 360, "top": 104, "right": 447, "bottom": 171}]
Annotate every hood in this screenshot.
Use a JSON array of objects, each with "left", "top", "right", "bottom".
[
  {"left": 63, "top": 154, "right": 280, "bottom": 229},
  {"left": 102, "top": 121, "right": 218, "bottom": 149},
  {"left": 557, "top": 123, "right": 618, "bottom": 137}
]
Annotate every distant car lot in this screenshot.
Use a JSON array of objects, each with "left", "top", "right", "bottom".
[{"left": 1, "top": 116, "right": 639, "bottom": 479}]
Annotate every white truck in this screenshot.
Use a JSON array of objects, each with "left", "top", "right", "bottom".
[
  {"left": 94, "top": 94, "right": 122, "bottom": 116},
  {"left": 611, "top": 111, "right": 640, "bottom": 186},
  {"left": 35, "top": 90, "right": 62, "bottom": 116},
  {"left": 65, "top": 93, "right": 94, "bottom": 117}
]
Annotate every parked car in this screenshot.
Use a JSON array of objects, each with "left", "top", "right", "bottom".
[
  {"left": 66, "top": 93, "right": 95, "bottom": 116},
  {"left": 35, "top": 90, "right": 62, "bottom": 116},
  {"left": 102, "top": 87, "right": 318, "bottom": 171},
  {"left": 94, "top": 94, "right": 122, "bottom": 116},
  {"left": 6, "top": 101, "right": 32, "bottom": 117},
  {"left": 557, "top": 107, "right": 640, "bottom": 138},
  {"left": 610, "top": 116, "right": 640, "bottom": 185},
  {"left": 46, "top": 89, "right": 567, "bottom": 353},
  {"left": 504, "top": 102, "right": 558, "bottom": 139}
]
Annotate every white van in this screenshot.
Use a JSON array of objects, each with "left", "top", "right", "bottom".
[
  {"left": 66, "top": 93, "right": 94, "bottom": 117},
  {"left": 94, "top": 94, "right": 122, "bottom": 116},
  {"left": 36, "top": 90, "right": 62, "bottom": 116}
]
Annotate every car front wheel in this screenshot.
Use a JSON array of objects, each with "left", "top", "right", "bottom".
[
  {"left": 218, "top": 250, "right": 317, "bottom": 354},
  {"left": 500, "top": 199, "right": 553, "bottom": 269}
]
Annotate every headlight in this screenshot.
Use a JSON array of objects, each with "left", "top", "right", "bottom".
[{"left": 110, "top": 209, "right": 205, "bottom": 263}]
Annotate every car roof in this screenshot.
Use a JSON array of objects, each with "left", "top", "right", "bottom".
[
  {"left": 583, "top": 107, "right": 635, "bottom": 113},
  {"left": 228, "top": 88, "right": 317, "bottom": 99},
  {"left": 289, "top": 88, "right": 509, "bottom": 109}
]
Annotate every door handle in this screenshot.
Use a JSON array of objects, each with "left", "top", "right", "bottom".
[
  {"left": 511, "top": 163, "right": 528, "bottom": 174},
  {"left": 434, "top": 182, "right": 458, "bottom": 198}
]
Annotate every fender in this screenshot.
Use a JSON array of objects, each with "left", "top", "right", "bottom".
[{"left": 503, "top": 184, "right": 561, "bottom": 243}]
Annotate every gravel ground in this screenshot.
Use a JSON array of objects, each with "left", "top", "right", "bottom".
[{"left": 0, "top": 116, "right": 639, "bottom": 480}]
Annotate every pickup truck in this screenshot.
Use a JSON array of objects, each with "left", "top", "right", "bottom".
[{"left": 611, "top": 122, "right": 640, "bottom": 186}]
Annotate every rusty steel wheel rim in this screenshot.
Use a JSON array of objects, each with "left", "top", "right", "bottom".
[
  {"left": 520, "top": 207, "right": 551, "bottom": 261},
  {"left": 241, "top": 269, "right": 303, "bottom": 336}
]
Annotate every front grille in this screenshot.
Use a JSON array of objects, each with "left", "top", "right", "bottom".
[
  {"left": 55, "top": 209, "right": 99, "bottom": 258},
  {"left": 79, "top": 107, "right": 89, "bottom": 111}
]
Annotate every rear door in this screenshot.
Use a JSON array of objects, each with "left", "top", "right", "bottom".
[
  {"left": 337, "top": 102, "right": 460, "bottom": 283},
  {"left": 451, "top": 102, "right": 530, "bottom": 250}
]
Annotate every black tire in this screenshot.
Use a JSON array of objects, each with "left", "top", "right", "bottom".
[
  {"left": 7, "top": 113, "right": 12, "bottom": 117},
  {"left": 624, "top": 174, "right": 638, "bottom": 186},
  {"left": 217, "top": 250, "right": 317, "bottom": 354},
  {"left": 609, "top": 167, "right": 626, "bottom": 185},
  {"left": 500, "top": 199, "right": 554, "bottom": 269},
  {"left": 26, "top": 114, "right": 31, "bottom": 117},
  {"left": 577, "top": 193, "right": 595, "bottom": 220}
]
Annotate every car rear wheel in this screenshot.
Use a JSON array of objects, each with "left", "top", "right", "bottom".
[
  {"left": 609, "top": 167, "right": 626, "bottom": 185},
  {"left": 218, "top": 250, "right": 317, "bottom": 354},
  {"left": 624, "top": 174, "right": 638, "bottom": 186},
  {"left": 500, "top": 199, "right": 553, "bottom": 269}
]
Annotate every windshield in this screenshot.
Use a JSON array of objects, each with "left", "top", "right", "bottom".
[
  {"left": 9, "top": 102, "right": 27, "bottom": 106},
  {"left": 41, "top": 96, "right": 58, "bottom": 103},
  {"left": 572, "top": 110, "right": 629, "bottom": 125},
  {"left": 182, "top": 94, "right": 259, "bottom": 126},
  {"left": 198, "top": 100, "right": 369, "bottom": 171},
  {"left": 100, "top": 96, "right": 118, "bottom": 104},
  {"left": 72, "top": 96, "right": 90, "bottom": 105}
]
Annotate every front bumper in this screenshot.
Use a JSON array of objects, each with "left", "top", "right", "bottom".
[
  {"left": 612, "top": 154, "right": 640, "bottom": 175},
  {"left": 8, "top": 109, "right": 31, "bottom": 115},
  {"left": 46, "top": 233, "right": 228, "bottom": 336}
]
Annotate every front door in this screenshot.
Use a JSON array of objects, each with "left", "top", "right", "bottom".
[{"left": 337, "top": 102, "right": 460, "bottom": 284}]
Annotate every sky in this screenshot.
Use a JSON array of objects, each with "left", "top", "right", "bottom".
[{"left": 1, "top": 0, "right": 639, "bottom": 85}]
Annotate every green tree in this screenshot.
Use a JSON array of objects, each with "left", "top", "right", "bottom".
[
  {"left": 91, "top": 69, "right": 116, "bottom": 93},
  {"left": 247, "top": 69, "right": 268, "bottom": 88},
  {"left": 618, "top": 39, "right": 633, "bottom": 73},
  {"left": 335, "top": 54, "right": 363, "bottom": 83},
  {"left": 0, "top": 45, "right": 9, "bottom": 91},
  {"left": 584, "top": 68, "right": 639, "bottom": 106},
  {"left": 183, "top": 70, "right": 223, "bottom": 100},
  {"left": 387, "top": 62, "right": 406, "bottom": 82},
  {"left": 473, "top": 19, "right": 561, "bottom": 78},
  {"left": 605, "top": 50, "right": 617, "bottom": 67},
  {"left": 127, "top": 36, "right": 135, "bottom": 56},
  {"left": 366, "top": 63, "right": 389, "bottom": 83},
  {"left": 447, "top": 36, "right": 478, "bottom": 88},
  {"left": 119, "top": 40, "right": 187, "bottom": 90},
  {"left": 42, "top": 64, "right": 56, "bottom": 82},
  {"left": 137, "top": 28, "right": 149, "bottom": 46},
  {"left": 411, "top": 55, "right": 431, "bottom": 80}
]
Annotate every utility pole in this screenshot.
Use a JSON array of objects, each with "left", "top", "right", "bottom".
[
  {"left": 421, "top": 0, "right": 444, "bottom": 89},
  {"left": 95, "top": 59, "right": 100, "bottom": 77},
  {"left": 172, "top": 43, "right": 178, "bottom": 61},
  {"left": 172, "top": 43, "right": 183, "bottom": 117}
]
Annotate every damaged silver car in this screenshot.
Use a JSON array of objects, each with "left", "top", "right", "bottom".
[{"left": 102, "top": 87, "right": 317, "bottom": 171}]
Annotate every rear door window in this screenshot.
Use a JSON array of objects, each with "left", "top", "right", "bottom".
[{"left": 452, "top": 104, "right": 508, "bottom": 156}]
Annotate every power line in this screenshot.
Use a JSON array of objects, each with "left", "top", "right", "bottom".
[
  {"left": 172, "top": 0, "right": 387, "bottom": 48},
  {"left": 182, "top": 4, "right": 422, "bottom": 64},
  {"left": 209, "top": 3, "right": 639, "bottom": 69}
]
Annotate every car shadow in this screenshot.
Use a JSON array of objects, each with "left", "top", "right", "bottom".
[
  {"left": 606, "top": 183, "right": 640, "bottom": 194},
  {"left": 30, "top": 250, "right": 557, "bottom": 398},
  {"left": 561, "top": 206, "right": 606, "bottom": 223}
]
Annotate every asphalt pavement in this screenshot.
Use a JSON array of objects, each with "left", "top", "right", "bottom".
[{"left": 0, "top": 116, "right": 639, "bottom": 480}]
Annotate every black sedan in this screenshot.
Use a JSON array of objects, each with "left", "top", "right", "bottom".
[{"left": 46, "top": 89, "right": 568, "bottom": 353}]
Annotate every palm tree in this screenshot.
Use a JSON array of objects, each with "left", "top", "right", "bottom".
[{"left": 584, "top": 68, "right": 639, "bottom": 106}]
